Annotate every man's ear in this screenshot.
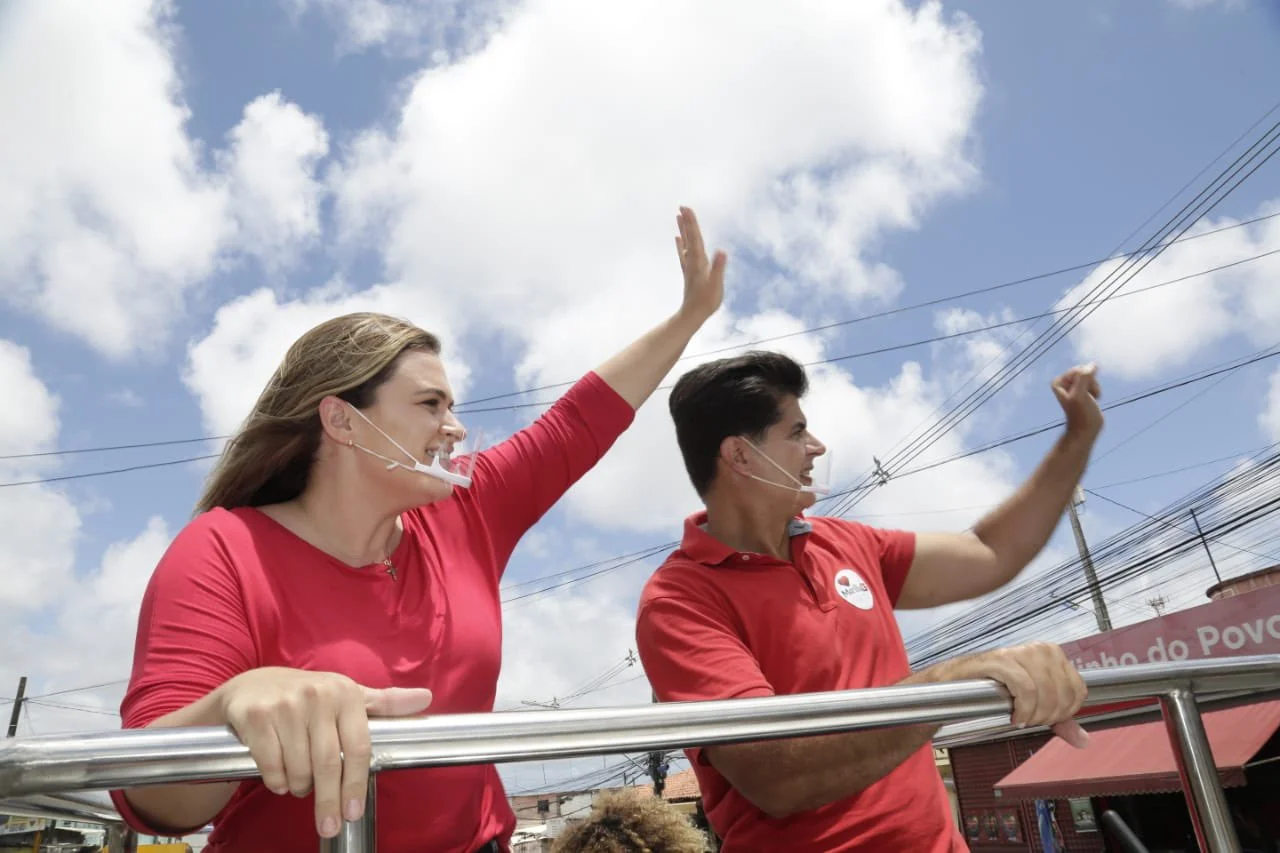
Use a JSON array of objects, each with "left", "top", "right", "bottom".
[
  {"left": 317, "top": 396, "right": 356, "bottom": 446},
  {"left": 719, "top": 435, "right": 753, "bottom": 478}
]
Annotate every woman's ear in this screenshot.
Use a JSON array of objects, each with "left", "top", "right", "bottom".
[{"left": 317, "top": 396, "right": 356, "bottom": 446}]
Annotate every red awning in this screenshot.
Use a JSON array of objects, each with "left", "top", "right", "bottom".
[{"left": 993, "top": 700, "right": 1280, "bottom": 801}]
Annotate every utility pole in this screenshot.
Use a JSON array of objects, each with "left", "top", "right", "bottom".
[
  {"left": 1067, "top": 488, "right": 1112, "bottom": 633},
  {"left": 1188, "top": 507, "right": 1223, "bottom": 585},
  {"left": 7, "top": 676, "right": 26, "bottom": 738},
  {"left": 647, "top": 690, "right": 667, "bottom": 798}
]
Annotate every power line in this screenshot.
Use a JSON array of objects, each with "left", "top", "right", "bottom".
[
  {"left": 501, "top": 544, "right": 673, "bottom": 607},
  {"left": 454, "top": 209, "right": 1280, "bottom": 407},
  {"left": 20, "top": 679, "right": 129, "bottom": 701},
  {"left": 500, "top": 545, "right": 680, "bottom": 593},
  {"left": 0, "top": 436, "right": 228, "bottom": 462},
  {"left": 1089, "top": 367, "right": 1244, "bottom": 465},
  {"left": 5, "top": 211, "right": 1278, "bottom": 467},
  {"left": 824, "top": 343, "right": 1280, "bottom": 496},
  {"left": 1083, "top": 488, "right": 1280, "bottom": 565},
  {"left": 456, "top": 246, "right": 1280, "bottom": 415},
  {"left": 0, "top": 454, "right": 221, "bottom": 489},
  {"left": 24, "top": 699, "right": 119, "bottom": 718},
  {"left": 906, "top": 446, "right": 1280, "bottom": 664},
  {"left": 825, "top": 113, "right": 1280, "bottom": 518},
  {"left": 495, "top": 346, "right": 1280, "bottom": 604},
  {"left": 11, "top": 336, "right": 1266, "bottom": 495},
  {"left": 1093, "top": 443, "right": 1278, "bottom": 489}
]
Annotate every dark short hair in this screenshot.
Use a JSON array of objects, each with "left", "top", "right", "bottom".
[{"left": 668, "top": 351, "right": 808, "bottom": 496}]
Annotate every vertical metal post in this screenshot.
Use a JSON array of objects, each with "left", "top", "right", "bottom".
[
  {"left": 106, "top": 824, "right": 138, "bottom": 853},
  {"left": 320, "top": 774, "right": 376, "bottom": 853},
  {"left": 1160, "top": 689, "right": 1240, "bottom": 853}
]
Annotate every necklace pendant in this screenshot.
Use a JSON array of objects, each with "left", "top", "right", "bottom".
[{"left": 383, "top": 559, "right": 397, "bottom": 581}]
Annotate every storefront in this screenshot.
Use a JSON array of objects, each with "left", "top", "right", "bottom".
[{"left": 946, "top": 568, "right": 1280, "bottom": 851}]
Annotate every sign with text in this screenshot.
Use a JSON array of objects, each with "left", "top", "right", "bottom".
[
  {"left": 1061, "top": 583, "right": 1280, "bottom": 669},
  {"left": 0, "top": 816, "right": 50, "bottom": 836}
]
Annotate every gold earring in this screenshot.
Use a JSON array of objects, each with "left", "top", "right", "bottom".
[{"left": 347, "top": 439, "right": 354, "bottom": 447}]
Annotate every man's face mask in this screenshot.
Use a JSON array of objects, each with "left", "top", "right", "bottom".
[
  {"left": 346, "top": 404, "right": 484, "bottom": 489},
  {"left": 743, "top": 439, "right": 831, "bottom": 496}
]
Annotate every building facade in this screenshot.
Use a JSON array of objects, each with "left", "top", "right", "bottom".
[{"left": 947, "top": 569, "right": 1280, "bottom": 851}]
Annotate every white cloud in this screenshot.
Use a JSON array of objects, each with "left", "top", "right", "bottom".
[
  {"left": 0, "top": 517, "right": 172, "bottom": 738},
  {"left": 926, "top": 305, "right": 1044, "bottom": 431},
  {"left": 1057, "top": 203, "right": 1280, "bottom": 381},
  {"left": 0, "top": 341, "right": 81, "bottom": 612},
  {"left": 221, "top": 93, "right": 331, "bottom": 271},
  {"left": 192, "top": 0, "right": 990, "bottom": 496},
  {"left": 934, "top": 306, "right": 1024, "bottom": 388},
  {"left": 184, "top": 286, "right": 471, "bottom": 435},
  {"left": 107, "top": 389, "right": 145, "bottom": 408},
  {"left": 331, "top": 0, "right": 983, "bottom": 334},
  {"left": 498, "top": 580, "right": 648, "bottom": 711},
  {"left": 1260, "top": 367, "right": 1280, "bottom": 443},
  {"left": 0, "top": 0, "right": 333, "bottom": 358},
  {"left": 51, "top": 517, "right": 173, "bottom": 688},
  {"left": 0, "top": 341, "right": 60, "bottom": 459},
  {"left": 0, "top": 0, "right": 229, "bottom": 358},
  {"left": 175, "top": 0, "right": 1039, "bottom": 768},
  {"left": 283, "top": 0, "right": 511, "bottom": 58}
]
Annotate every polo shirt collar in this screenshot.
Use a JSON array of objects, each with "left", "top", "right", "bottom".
[{"left": 680, "top": 510, "right": 814, "bottom": 568}]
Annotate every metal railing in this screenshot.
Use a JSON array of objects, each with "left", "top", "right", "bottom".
[{"left": 2, "top": 654, "right": 1277, "bottom": 853}]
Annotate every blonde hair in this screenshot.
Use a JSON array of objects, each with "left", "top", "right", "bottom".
[
  {"left": 195, "top": 312, "right": 440, "bottom": 514},
  {"left": 551, "top": 791, "right": 706, "bottom": 853}
]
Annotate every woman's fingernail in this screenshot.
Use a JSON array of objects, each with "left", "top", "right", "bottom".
[
  {"left": 345, "top": 798, "right": 363, "bottom": 821},
  {"left": 321, "top": 816, "right": 340, "bottom": 837}
]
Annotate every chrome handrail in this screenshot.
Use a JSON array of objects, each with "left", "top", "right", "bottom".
[{"left": 1, "top": 654, "right": 1275, "bottom": 853}]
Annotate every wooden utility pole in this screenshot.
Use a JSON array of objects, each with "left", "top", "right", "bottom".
[
  {"left": 1067, "top": 490, "right": 1112, "bottom": 632},
  {"left": 7, "top": 676, "right": 27, "bottom": 738}
]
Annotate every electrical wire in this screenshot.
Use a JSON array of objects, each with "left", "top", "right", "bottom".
[
  {"left": 493, "top": 347, "right": 1280, "bottom": 604},
  {"left": 5, "top": 212, "right": 1278, "bottom": 465},
  {"left": 824, "top": 117, "right": 1280, "bottom": 518},
  {"left": 906, "top": 445, "right": 1280, "bottom": 665}
]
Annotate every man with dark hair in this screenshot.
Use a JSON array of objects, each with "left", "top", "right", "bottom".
[{"left": 636, "top": 350, "right": 1103, "bottom": 852}]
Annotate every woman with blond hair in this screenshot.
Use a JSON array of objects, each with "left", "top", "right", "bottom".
[
  {"left": 552, "top": 791, "right": 707, "bottom": 853},
  {"left": 108, "top": 209, "right": 726, "bottom": 853}
]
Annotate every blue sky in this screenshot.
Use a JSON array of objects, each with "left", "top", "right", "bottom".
[{"left": 1, "top": 0, "right": 1279, "bottom": 796}]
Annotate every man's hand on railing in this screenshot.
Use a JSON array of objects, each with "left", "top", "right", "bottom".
[
  {"left": 925, "top": 642, "right": 1090, "bottom": 748},
  {"left": 217, "top": 668, "right": 433, "bottom": 839}
]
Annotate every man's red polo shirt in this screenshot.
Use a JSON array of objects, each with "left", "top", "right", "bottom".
[{"left": 636, "top": 512, "right": 965, "bottom": 852}]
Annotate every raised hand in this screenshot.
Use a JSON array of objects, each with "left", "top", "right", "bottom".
[
  {"left": 674, "top": 206, "right": 726, "bottom": 324},
  {"left": 217, "top": 668, "right": 433, "bottom": 838},
  {"left": 1051, "top": 362, "right": 1103, "bottom": 439}
]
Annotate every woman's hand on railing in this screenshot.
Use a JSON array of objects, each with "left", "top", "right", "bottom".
[
  {"left": 930, "top": 642, "right": 1090, "bottom": 748},
  {"left": 216, "top": 668, "right": 433, "bottom": 839}
]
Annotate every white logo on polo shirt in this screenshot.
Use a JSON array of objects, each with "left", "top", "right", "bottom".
[{"left": 833, "top": 568, "right": 874, "bottom": 610}]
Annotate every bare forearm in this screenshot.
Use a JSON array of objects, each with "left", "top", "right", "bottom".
[
  {"left": 710, "top": 669, "right": 950, "bottom": 817},
  {"left": 742, "top": 723, "right": 939, "bottom": 817},
  {"left": 122, "top": 689, "right": 239, "bottom": 833},
  {"left": 971, "top": 430, "right": 1095, "bottom": 580},
  {"left": 594, "top": 310, "right": 706, "bottom": 409}
]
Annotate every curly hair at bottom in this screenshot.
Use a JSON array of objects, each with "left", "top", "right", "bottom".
[{"left": 550, "top": 790, "right": 707, "bottom": 853}]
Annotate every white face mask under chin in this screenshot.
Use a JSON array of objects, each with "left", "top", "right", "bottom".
[
  {"left": 346, "top": 404, "right": 476, "bottom": 489},
  {"left": 744, "top": 440, "right": 831, "bottom": 496}
]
